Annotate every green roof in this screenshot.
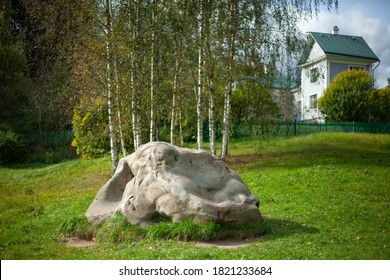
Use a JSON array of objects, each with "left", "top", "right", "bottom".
[{"left": 299, "top": 32, "right": 380, "bottom": 65}]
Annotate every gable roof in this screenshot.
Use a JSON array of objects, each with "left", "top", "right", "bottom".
[{"left": 298, "top": 32, "right": 380, "bottom": 66}]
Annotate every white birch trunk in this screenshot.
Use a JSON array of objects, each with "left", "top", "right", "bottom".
[
  {"left": 150, "top": 55, "right": 155, "bottom": 142},
  {"left": 170, "top": 59, "right": 178, "bottom": 145},
  {"left": 134, "top": 87, "right": 142, "bottom": 149},
  {"left": 105, "top": 0, "right": 118, "bottom": 172},
  {"left": 178, "top": 108, "right": 183, "bottom": 146},
  {"left": 149, "top": 6, "right": 155, "bottom": 142},
  {"left": 208, "top": 77, "right": 216, "bottom": 156},
  {"left": 221, "top": 82, "right": 232, "bottom": 160},
  {"left": 130, "top": 64, "right": 137, "bottom": 148},
  {"left": 221, "top": 0, "right": 237, "bottom": 160},
  {"left": 131, "top": 0, "right": 141, "bottom": 150},
  {"left": 114, "top": 59, "right": 127, "bottom": 156},
  {"left": 196, "top": 0, "right": 204, "bottom": 150},
  {"left": 205, "top": 5, "right": 216, "bottom": 156}
]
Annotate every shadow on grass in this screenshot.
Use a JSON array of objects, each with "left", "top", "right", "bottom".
[{"left": 262, "top": 216, "right": 319, "bottom": 240}]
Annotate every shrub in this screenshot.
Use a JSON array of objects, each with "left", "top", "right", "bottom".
[
  {"left": 72, "top": 102, "right": 110, "bottom": 159},
  {"left": 0, "top": 127, "right": 26, "bottom": 164},
  {"left": 368, "top": 88, "right": 390, "bottom": 122},
  {"left": 318, "top": 69, "right": 375, "bottom": 122},
  {"left": 26, "top": 145, "right": 77, "bottom": 164}
]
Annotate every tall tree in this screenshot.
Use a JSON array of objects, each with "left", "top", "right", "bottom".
[
  {"left": 149, "top": 0, "right": 156, "bottom": 142},
  {"left": 196, "top": 0, "right": 205, "bottom": 150},
  {"left": 104, "top": 0, "right": 119, "bottom": 172},
  {"left": 129, "top": 0, "right": 143, "bottom": 150},
  {"left": 220, "top": 0, "right": 238, "bottom": 160},
  {"left": 0, "top": 0, "right": 32, "bottom": 132},
  {"left": 204, "top": 0, "right": 217, "bottom": 155}
]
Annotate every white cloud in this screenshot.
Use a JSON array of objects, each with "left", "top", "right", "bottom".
[{"left": 298, "top": 5, "right": 390, "bottom": 88}]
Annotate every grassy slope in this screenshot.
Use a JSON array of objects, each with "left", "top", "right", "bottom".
[{"left": 0, "top": 133, "right": 389, "bottom": 259}]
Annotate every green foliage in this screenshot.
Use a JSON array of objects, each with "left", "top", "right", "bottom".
[
  {"left": 72, "top": 102, "right": 110, "bottom": 159},
  {"left": 1, "top": 0, "right": 338, "bottom": 164},
  {"left": 318, "top": 70, "right": 375, "bottom": 121},
  {"left": 368, "top": 87, "right": 390, "bottom": 122},
  {"left": 29, "top": 61, "right": 75, "bottom": 133},
  {"left": 231, "top": 83, "right": 273, "bottom": 120},
  {"left": 0, "top": 126, "right": 26, "bottom": 164},
  {"left": 0, "top": 2, "right": 33, "bottom": 134},
  {"left": 1, "top": 3, "right": 75, "bottom": 162},
  {"left": 232, "top": 82, "right": 280, "bottom": 135}
]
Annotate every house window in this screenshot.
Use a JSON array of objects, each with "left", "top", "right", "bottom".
[
  {"left": 349, "top": 65, "right": 365, "bottom": 71},
  {"left": 310, "top": 67, "right": 320, "bottom": 83},
  {"left": 309, "top": 94, "right": 317, "bottom": 109}
]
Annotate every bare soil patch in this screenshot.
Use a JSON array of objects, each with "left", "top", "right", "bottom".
[
  {"left": 63, "top": 237, "right": 259, "bottom": 249},
  {"left": 225, "top": 154, "right": 268, "bottom": 166},
  {"left": 64, "top": 237, "right": 96, "bottom": 247},
  {"left": 193, "top": 237, "right": 260, "bottom": 249}
]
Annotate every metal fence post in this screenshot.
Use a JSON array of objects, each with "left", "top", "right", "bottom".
[{"left": 294, "top": 119, "right": 297, "bottom": 136}]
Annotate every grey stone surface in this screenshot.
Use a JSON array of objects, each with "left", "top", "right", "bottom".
[{"left": 86, "top": 142, "right": 262, "bottom": 227}]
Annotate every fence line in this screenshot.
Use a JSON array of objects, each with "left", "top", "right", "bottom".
[
  {"left": 27, "top": 122, "right": 389, "bottom": 148},
  {"left": 27, "top": 130, "right": 74, "bottom": 147},
  {"left": 229, "top": 121, "right": 390, "bottom": 139}
]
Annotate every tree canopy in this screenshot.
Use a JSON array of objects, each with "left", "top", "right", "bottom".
[{"left": 1, "top": 0, "right": 339, "bottom": 166}]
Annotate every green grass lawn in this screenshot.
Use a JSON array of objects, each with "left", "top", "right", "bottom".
[{"left": 0, "top": 133, "right": 389, "bottom": 259}]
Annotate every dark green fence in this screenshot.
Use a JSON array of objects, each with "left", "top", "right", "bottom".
[
  {"left": 228, "top": 121, "right": 390, "bottom": 139},
  {"left": 27, "top": 130, "right": 74, "bottom": 147},
  {"left": 273, "top": 121, "right": 390, "bottom": 136},
  {"left": 27, "top": 123, "right": 389, "bottom": 147}
]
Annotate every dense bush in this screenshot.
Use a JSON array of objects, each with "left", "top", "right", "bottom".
[
  {"left": 232, "top": 82, "right": 280, "bottom": 130},
  {"left": 0, "top": 127, "right": 26, "bottom": 164},
  {"left": 318, "top": 69, "right": 375, "bottom": 122},
  {"left": 72, "top": 102, "right": 110, "bottom": 159},
  {"left": 368, "top": 87, "right": 390, "bottom": 122}
]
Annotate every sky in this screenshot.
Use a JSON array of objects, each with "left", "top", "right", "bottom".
[{"left": 298, "top": 0, "right": 390, "bottom": 88}]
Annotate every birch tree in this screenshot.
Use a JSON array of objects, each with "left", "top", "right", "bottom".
[
  {"left": 196, "top": 0, "right": 205, "bottom": 150},
  {"left": 170, "top": 46, "right": 180, "bottom": 144},
  {"left": 220, "top": 0, "right": 237, "bottom": 160},
  {"left": 204, "top": 0, "right": 217, "bottom": 155},
  {"left": 129, "top": 0, "right": 143, "bottom": 150},
  {"left": 104, "top": 0, "right": 119, "bottom": 172},
  {"left": 169, "top": 5, "right": 183, "bottom": 145},
  {"left": 114, "top": 59, "right": 127, "bottom": 156},
  {"left": 149, "top": 1, "right": 156, "bottom": 142}
]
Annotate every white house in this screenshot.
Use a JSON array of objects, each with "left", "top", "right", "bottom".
[{"left": 294, "top": 26, "right": 380, "bottom": 122}]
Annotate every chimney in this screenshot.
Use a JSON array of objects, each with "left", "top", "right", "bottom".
[{"left": 331, "top": 26, "right": 339, "bottom": 35}]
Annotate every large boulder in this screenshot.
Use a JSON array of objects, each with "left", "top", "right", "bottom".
[{"left": 86, "top": 142, "right": 262, "bottom": 227}]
